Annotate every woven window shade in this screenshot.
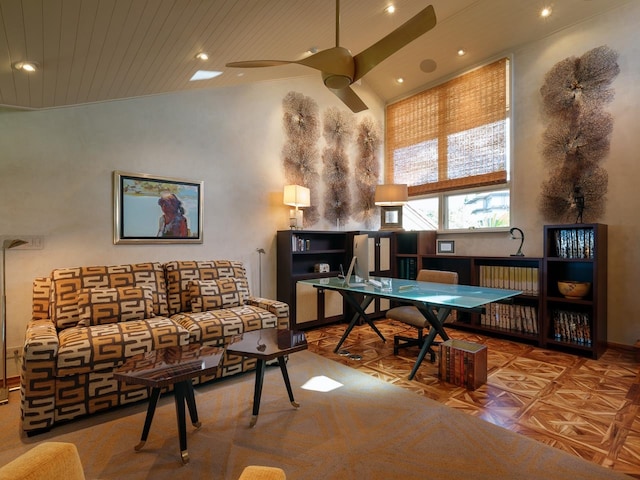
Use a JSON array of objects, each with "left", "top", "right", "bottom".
[{"left": 386, "top": 58, "right": 509, "bottom": 196}]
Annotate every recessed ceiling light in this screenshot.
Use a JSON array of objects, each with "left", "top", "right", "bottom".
[
  {"left": 396, "top": 77, "right": 404, "bottom": 84},
  {"left": 384, "top": 5, "right": 396, "bottom": 14},
  {"left": 540, "top": 7, "right": 552, "bottom": 18},
  {"left": 13, "top": 61, "right": 39, "bottom": 72},
  {"left": 457, "top": 49, "right": 466, "bottom": 56},
  {"left": 190, "top": 70, "right": 222, "bottom": 81},
  {"left": 195, "top": 52, "right": 209, "bottom": 61}
]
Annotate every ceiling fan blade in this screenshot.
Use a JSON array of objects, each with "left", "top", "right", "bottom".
[
  {"left": 353, "top": 5, "right": 437, "bottom": 81},
  {"left": 226, "top": 60, "right": 293, "bottom": 68},
  {"left": 329, "top": 86, "right": 368, "bottom": 113}
]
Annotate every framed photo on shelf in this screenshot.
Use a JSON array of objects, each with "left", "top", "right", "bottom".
[
  {"left": 437, "top": 240, "right": 455, "bottom": 254},
  {"left": 113, "top": 171, "right": 203, "bottom": 244}
]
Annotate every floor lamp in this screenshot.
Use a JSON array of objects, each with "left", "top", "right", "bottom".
[{"left": 1, "top": 239, "right": 27, "bottom": 405}]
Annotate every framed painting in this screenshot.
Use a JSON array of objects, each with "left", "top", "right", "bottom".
[{"left": 113, "top": 171, "right": 203, "bottom": 244}]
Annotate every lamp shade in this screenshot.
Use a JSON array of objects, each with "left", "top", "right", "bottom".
[
  {"left": 374, "top": 184, "right": 408, "bottom": 206},
  {"left": 283, "top": 185, "right": 311, "bottom": 208}
]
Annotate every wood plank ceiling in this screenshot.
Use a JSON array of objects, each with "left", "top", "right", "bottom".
[{"left": 0, "top": 0, "right": 633, "bottom": 110}]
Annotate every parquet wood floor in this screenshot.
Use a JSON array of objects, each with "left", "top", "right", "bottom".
[{"left": 306, "top": 319, "right": 640, "bottom": 478}]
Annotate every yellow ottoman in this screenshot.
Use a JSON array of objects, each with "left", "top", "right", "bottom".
[{"left": 238, "top": 465, "right": 286, "bottom": 480}]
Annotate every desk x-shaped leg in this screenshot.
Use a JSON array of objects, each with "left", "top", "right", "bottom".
[
  {"left": 407, "top": 303, "right": 451, "bottom": 380},
  {"left": 333, "top": 291, "right": 386, "bottom": 353}
]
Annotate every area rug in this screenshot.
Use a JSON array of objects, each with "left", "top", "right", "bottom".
[{"left": 0, "top": 351, "right": 631, "bottom": 479}]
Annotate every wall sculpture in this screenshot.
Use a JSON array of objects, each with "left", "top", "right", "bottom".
[
  {"left": 282, "top": 92, "right": 321, "bottom": 226},
  {"left": 538, "top": 45, "right": 619, "bottom": 223},
  {"left": 353, "top": 117, "right": 381, "bottom": 228},
  {"left": 321, "top": 107, "right": 354, "bottom": 227}
]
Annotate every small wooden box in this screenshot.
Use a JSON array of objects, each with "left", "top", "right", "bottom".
[{"left": 439, "top": 339, "right": 487, "bottom": 390}]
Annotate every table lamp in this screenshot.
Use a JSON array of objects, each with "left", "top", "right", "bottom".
[
  {"left": 1, "top": 238, "right": 27, "bottom": 405},
  {"left": 283, "top": 185, "right": 310, "bottom": 229},
  {"left": 375, "top": 184, "right": 408, "bottom": 230}
]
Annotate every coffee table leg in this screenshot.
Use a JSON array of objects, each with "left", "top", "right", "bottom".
[
  {"left": 250, "top": 359, "right": 266, "bottom": 428},
  {"left": 184, "top": 381, "right": 201, "bottom": 428},
  {"left": 174, "top": 382, "right": 189, "bottom": 464},
  {"left": 278, "top": 356, "right": 299, "bottom": 408},
  {"left": 135, "top": 387, "right": 161, "bottom": 451}
]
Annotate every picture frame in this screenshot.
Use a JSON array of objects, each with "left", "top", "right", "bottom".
[
  {"left": 113, "top": 171, "right": 203, "bottom": 244},
  {"left": 379, "top": 205, "right": 404, "bottom": 231},
  {"left": 437, "top": 240, "right": 455, "bottom": 254}
]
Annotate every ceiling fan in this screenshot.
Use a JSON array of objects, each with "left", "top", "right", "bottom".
[{"left": 226, "top": 1, "right": 437, "bottom": 113}]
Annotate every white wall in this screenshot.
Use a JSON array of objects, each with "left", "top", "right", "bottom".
[
  {"left": 1, "top": 2, "right": 639, "bottom": 381},
  {"left": 0, "top": 76, "right": 384, "bottom": 377},
  {"left": 446, "top": 2, "right": 640, "bottom": 346}
]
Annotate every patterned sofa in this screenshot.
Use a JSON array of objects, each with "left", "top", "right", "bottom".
[{"left": 20, "top": 260, "right": 289, "bottom": 434}]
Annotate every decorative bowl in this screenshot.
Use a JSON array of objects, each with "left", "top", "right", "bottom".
[{"left": 557, "top": 281, "right": 591, "bottom": 299}]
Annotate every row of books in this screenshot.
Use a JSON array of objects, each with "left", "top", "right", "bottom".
[
  {"left": 480, "top": 303, "right": 539, "bottom": 334},
  {"left": 397, "top": 257, "right": 419, "bottom": 280},
  {"left": 478, "top": 265, "right": 539, "bottom": 295},
  {"left": 291, "top": 235, "right": 311, "bottom": 252},
  {"left": 553, "top": 228, "right": 595, "bottom": 259},
  {"left": 552, "top": 310, "right": 592, "bottom": 345},
  {"left": 438, "top": 339, "right": 487, "bottom": 390}
]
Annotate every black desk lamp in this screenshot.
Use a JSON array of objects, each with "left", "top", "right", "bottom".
[{"left": 509, "top": 227, "right": 525, "bottom": 256}]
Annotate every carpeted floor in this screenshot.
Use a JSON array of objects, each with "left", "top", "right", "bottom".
[{"left": 0, "top": 351, "right": 633, "bottom": 479}]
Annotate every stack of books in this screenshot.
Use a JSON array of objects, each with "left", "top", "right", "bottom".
[{"left": 439, "top": 339, "right": 488, "bottom": 390}]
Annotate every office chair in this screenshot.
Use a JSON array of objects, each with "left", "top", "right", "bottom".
[{"left": 387, "top": 269, "right": 458, "bottom": 362}]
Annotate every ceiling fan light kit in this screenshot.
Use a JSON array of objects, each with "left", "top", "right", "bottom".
[{"left": 226, "top": 1, "right": 437, "bottom": 112}]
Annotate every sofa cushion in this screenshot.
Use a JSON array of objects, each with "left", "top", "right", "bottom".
[
  {"left": 76, "top": 286, "right": 154, "bottom": 327},
  {"left": 51, "top": 263, "right": 169, "bottom": 329},
  {"left": 57, "top": 317, "right": 189, "bottom": 376},
  {"left": 171, "top": 305, "right": 278, "bottom": 344},
  {"left": 189, "top": 278, "right": 249, "bottom": 312},
  {"left": 165, "top": 260, "right": 248, "bottom": 315}
]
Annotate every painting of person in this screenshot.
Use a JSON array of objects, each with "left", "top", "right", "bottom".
[{"left": 157, "top": 192, "right": 189, "bottom": 237}]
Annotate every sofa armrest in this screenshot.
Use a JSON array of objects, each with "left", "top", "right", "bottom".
[
  {"left": 21, "top": 318, "right": 59, "bottom": 433},
  {"left": 23, "top": 318, "right": 59, "bottom": 358},
  {"left": 247, "top": 297, "right": 290, "bottom": 328}
]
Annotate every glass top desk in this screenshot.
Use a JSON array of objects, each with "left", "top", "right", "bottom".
[{"left": 299, "top": 277, "right": 521, "bottom": 380}]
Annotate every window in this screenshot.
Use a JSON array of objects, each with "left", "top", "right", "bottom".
[{"left": 386, "top": 58, "right": 511, "bottom": 231}]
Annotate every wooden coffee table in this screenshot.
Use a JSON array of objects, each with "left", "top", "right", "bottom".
[
  {"left": 227, "top": 328, "right": 307, "bottom": 427},
  {"left": 114, "top": 344, "right": 226, "bottom": 464}
]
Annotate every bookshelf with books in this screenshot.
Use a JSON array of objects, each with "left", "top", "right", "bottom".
[
  {"left": 277, "top": 230, "right": 393, "bottom": 329},
  {"left": 394, "top": 231, "right": 436, "bottom": 279},
  {"left": 277, "top": 230, "right": 350, "bottom": 329},
  {"left": 543, "top": 224, "right": 607, "bottom": 358},
  {"left": 420, "top": 255, "right": 542, "bottom": 344},
  {"left": 474, "top": 258, "right": 542, "bottom": 341}
]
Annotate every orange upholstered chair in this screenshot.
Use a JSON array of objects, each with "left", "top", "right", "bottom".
[
  {"left": 0, "top": 442, "right": 85, "bottom": 480},
  {"left": 238, "top": 465, "right": 286, "bottom": 479}
]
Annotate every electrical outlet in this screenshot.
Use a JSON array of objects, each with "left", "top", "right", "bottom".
[
  {"left": 1, "top": 235, "right": 44, "bottom": 250},
  {"left": 5, "top": 346, "right": 21, "bottom": 361}
]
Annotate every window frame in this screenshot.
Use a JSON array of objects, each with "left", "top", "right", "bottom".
[{"left": 386, "top": 56, "right": 514, "bottom": 233}]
